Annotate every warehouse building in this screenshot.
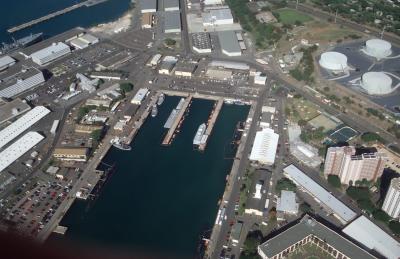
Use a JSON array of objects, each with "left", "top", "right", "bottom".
[
  {"left": 164, "top": 11, "right": 181, "bottom": 33},
  {"left": 75, "top": 124, "right": 103, "bottom": 134},
  {"left": 85, "top": 98, "right": 112, "bottom": 108},
  {"left": 53, "top": 147, "right": 89, "bottom": 162},
  {"left": 68, "top": 33, "right": 99, "bottom": 50},
  {"left": 0, "top": 67, "right": 45, "bottom": 98},
  {"left": 218, "top": 31, "right": 241, "bottom": 56},
  {"left": 283, "top": 164, "right": 357, "bottom": 224},
  {"left": 140, "top": 0, "right": 157, "bottom": 13},
  {"left": 258, "top": 215, "right": 377, "bottom": 259},
  {"left": 0, "top": 131, "right": 44, "bottom": 173},
  {"left": 30, "top": 42, "right": 71, "bottom": 66},
  {"left": 342, "top": 215, "right": 400, "bottom": 259},
  {"left": 206, "top": 68, "right": 232, "bottom": 80},
  {"left": 158, "top": 62, "right": 176, "bottom": 75},
  {"left": 141, "top": 13, "right": 153, "bottom": 29},
  {"left": 90, "top": 71, "right": 122, "bottom": 81},
  {"left": 203, "top": 8, "right": 234, "bottom": 26},
  {"left": 164, "top": 0, "right": 179, "bottom": 11},
  {"left": 276, "top": 190, "right": 299, "bottom": 217},
  {"left": 131, "top": 88, "right": 149, "bottom": 105},
  {"left": 0, "top": 56, "right": 16, "bottom": 71},
  {"left": 0, "top": 98, "right": 31, "bottom": 125},
  {"left": 249, "top": 128, "right": 279, "bottom": 165},
  {"left": 174, "top": 61, "right": 197, "bottom": 77},
  {"left": 209, "top": 60, "right": 250, "bottom": 70},
  {"left": 191, "top": 33, "right": 212, "bottom": 53},
  {"left": 96, "top": 50, "right": 134, "bottom": 70},
  {"left": 0, "top": 106, "right": 50, "bottom": 150}
]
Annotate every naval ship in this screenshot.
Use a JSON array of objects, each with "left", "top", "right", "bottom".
[
  {"left": 151, "top": 104, "right": 158, "bottom": 117},
  {"left": 0, "top": 32, "right": 43, "bottom": 55},
  {"left": 157, "top": 93, "right": 165, "bottom": 106},
  {"left": 193, "top": 123, "right": 206, "bottom": 146}
]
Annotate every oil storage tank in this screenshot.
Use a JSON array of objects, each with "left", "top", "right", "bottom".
[
  {"left": 361, "top": 72, "right": 393, "bottom": 95},
  {"left": 319, "top": 51, "right": 348, "bottom": 72},
  {"left": 364, "top": 39, "right": 392, "bottom": 59}
]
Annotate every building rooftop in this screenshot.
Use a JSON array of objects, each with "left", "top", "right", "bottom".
[
  {"left": 209, "top": 60, "right": 249, "bottom": 70},
  {"left": 283, "top": 164, "right": 357, "bottom": 223},
  {"left": 164, "top": 0, "right": 179, "bottom": 10},
  {"left": 0, "top": 56, "right": 16, "bottom": 69},
  {"left": 249, "top": 128, "right": 279, "bottom": 165},
  {"left": 0, "top": 98, "right": 31, "bottom": 124},
  {"left": 276, "top": 190, "right": 298, "bottom": 214},
  {"left": 258, "top": 215, "right": 376, "bottom": 259},
  {"left": 191, "top": 33, "right": 212, "bottom": 51},
  {"left": 140, "top": 0, "right": 157, "bottom": 11},
  {"left": 53, "top": 147, "right": 88, "bottom": 156},
  {"left": 164, "top": 11, "right": 181, "bottom": 32},
  {"left": 342, "top": 215, "right": 400, "bottom": 259},
  {"left": 30, "top": 42, "right": 70, "bottom": 61},
  {"left": 0, "top": 67, "right": 43, "bottom": 89},
  {"left": 218, "top": 31, "right": 241, "bottom": 55}
]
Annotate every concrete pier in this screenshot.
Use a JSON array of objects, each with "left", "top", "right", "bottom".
[
  {"left": 7, "top": 0, "right": 108, "bottom": 33},
  {"left": 198, "top": 98, "right": 223, "bottom": 152},
  {"left": 162, "top": 95, "right": 192, "bottom": 146}
]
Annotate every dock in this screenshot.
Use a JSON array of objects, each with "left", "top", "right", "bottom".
[
  {"left": 162, "top": 95, "right": 193, "bottom": 146},
  {"left": 7, "top": 0, "right": 108, "bottom": 33},
  {"left": 198, "top": 98, "right": 223, "bottom": 152},
  {"left": 53, "top": 225, "right": 68, "bottom": 235},
  {"left": 125, "top": 92, "right": 160, "bottom": 145}
]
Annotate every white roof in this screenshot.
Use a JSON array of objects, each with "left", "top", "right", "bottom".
[
  {"left": 30, "top": 42, "right": 70, "bottom": 61},
  {"left": 0, "top": 55, "right": 15, "bottom": 68},
  {"left": 249, "top": 128, "right": 279, "bottom": 165},
  {"left": 0, "top": 132, "right": 44, "bottom": 173},
  {"left": 79, "top": 33, "right": 98, "bottom": 44},
  {"left": 254, "top": 183, "right": 262, "bottom": 199},
  {"left": 209, "top": 60, "right": 250, "bottom": 70},
  {"left": 319, "top": 51, "right": 348, "bottom": 71},
  {"left": 131, "top": 88, "right": 149, "bottom": 104},
  {"left": 207, "top": 8, "right": 233, "bottom": 21},
  {"left": 343, "top": 215, "right": 400, "bottom": 259},
  {"left": 0, "top": 106, "right": 50, "bottom": 150},
  {"left": 283, "top": 164, "right": 357, "bottom": 223},
  {"left": 361, "top": 71, "right": 393, "bottom": 95},
  {"left": 276, "top": 190, "right": 298, "bottom": 213}
]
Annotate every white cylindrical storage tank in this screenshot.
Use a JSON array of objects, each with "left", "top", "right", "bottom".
[
  {"left": 361, "top": 72, "right": 393, "bottom": 95},
  {"left": 365, "top": 39, "right": 392, "bottom": 59},
  {"left": 319, "top": 52, "right": 348, "bottom": 71}
]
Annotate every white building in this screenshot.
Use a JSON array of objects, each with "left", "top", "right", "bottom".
[
  {"left": 203, "top": 8, "right": 234, "bottom": 26},
  {"left": 50, "top": 120, "right": 59, "bottom": 135},
  {"left": 0, "top": 68, "right": 45, "bottom": 98},
  {"left": 68, "top": 33, "right": 99, "bottom": 49},
  {"left": 276, "top": 190, "right": 299, "bottom": 215},
  {"left": 204, "top": 0, "right": 223, "bottom": 5},
  {"left": 254, "top": 72, "right": 267, "bottom": 85},
  {"left": 0, "top": 55, "right": 16, "bottom": 71},
  {"left": 342, "top": 215, "right": 400, "bottom": 259},
  {"left": 131, "top": 88, "right": 149, "bottom": 105},
  {"left": 249, "top": 128, "right": 279, "bottom": 165},
  {"left": 382, "top": 177, "right": 400, "bottom": 218},
  {"left": 30, "top": 42, "right": 71, "bottom": 66},
  {"left": 0, "top": 106, "right": 50, "bottom": 150},
  {"left": 140, "top": 0, "right": 157, "bottom": 13},
  {"left": 0, "top": 131, "right": 44, "bottom": 173},
  {"left": 218, "top": 31, "right": 242, "bottom": 57}
]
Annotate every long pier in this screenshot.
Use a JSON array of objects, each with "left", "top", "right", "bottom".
[
  {"left": 7, "top": 0, "right": 108, "bottom": 33},
  {"left": 198, "top": 98, "right": 223, "bottom": 152},
  {"left": 162, "top": 95, "right": 193, "bottom": 146}
]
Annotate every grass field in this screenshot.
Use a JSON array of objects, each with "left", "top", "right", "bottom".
[
  {"left": 276, "top": 8, "right": 313, "bottom": 25},
  {"left": 288, "top": 97, "right": 320, "bottom": 122}
]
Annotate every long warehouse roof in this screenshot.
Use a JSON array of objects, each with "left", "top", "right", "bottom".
[
  {"left": 0, "top": 106, "right": 50, "bottom": 150},
  {"left": 249, "top": 128, "right": 279, "bottom": 165},
  {"left": 283, "top": 164, "right": 357, "bottom": 223},
  {"left": 0, "top": 131, "right": 44, "bottom": 173}
]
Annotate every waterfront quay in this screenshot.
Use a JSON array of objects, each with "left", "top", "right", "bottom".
[
  {"left": 199, "top": 98, "right": 224, "bottom": 152},
  {"left": 7, "top": 0, "right": 109, "bottom": 33}
]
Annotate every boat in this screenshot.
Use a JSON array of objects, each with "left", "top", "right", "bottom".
[
  {"left": 157, "top": 93, "right": 165, "bottom": 106},
  {"left": 111, "top": 137, "right": 131, "bottom": 151},
  {"left": 1, "top": 32, "right": 43, "bottom": 54},
  {"left": 151, "top": 104, "right": 158, "bottom": 117},
  {"left": 193, "top": 123, "right": 206, "bottom": 146}
]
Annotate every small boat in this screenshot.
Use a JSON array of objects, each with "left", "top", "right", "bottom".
[
  {"left": 151, "top": 104, "right": 158, "bottom": 117},
  {"left": 111, "top": 137, "right": 131, "bottom": 151},
  {"left": 157, "top": 93, "right": 165, "bottom": 106}
]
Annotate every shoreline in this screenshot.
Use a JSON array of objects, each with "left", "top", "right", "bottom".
[{"left": 89, "top": 7, "right": 134, "bottom": 35}]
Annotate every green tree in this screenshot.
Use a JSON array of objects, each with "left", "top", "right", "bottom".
[
  {"left": 327, "top": 175, "right": 341, "bottom": 188},
  {"left": 299, "top": 202, "right": 313, "bottom": 213},
  {"left": 119, "top": 82, "right": 133, "bottom": 93},
  {"left": 242, "top": 231, "right": 263, "bottom": 257},
  {"left": 357, "top": 198, "right": 375, "bottom": 214},
  {"left": 90, "top": 129, "right": 103, "bottom": 142},
  {"left": 346, "top": 186, "right": 370, "bottom": 200},
  {"left": 389, "top": 221, "right": 400, "bottom": 235},
  {"left": 164, "top": 38, "right": 176, "bottom": 46},
  {"left": 297, "top": 119, "right": 307, "bottom": 127},
  {"left": 373, "top": 209, "right": 391, "bottom": 224},
  {"left": 361, "top": 132, "right": 382, "bottom": 143},
  {"left": 276, "top": 178, "right": 296, "bottom": 193}
]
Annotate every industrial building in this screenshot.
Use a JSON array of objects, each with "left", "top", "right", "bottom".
[
  {"left": 319, "top": 51, "right": 348, "bottom": 72},
  {"left": 140, "top": 0, "right": 157, "bottom": 13},
  {"left": 206, "top": 68, "right": 232, "bottom": 80},
  {"left": 174, "top": 61, "right": 197, "bottom": 77},
  {"left": 283, "top": 164, "right": 357, "bottom": 224},
  {"left": 254, "top": 72, "right": 267, "bottom": 85},
  {"left": 361, "top": 71, "right": 394, "bottom": 95},
  {"left": 276, "top": 190, "right": 299, "bottom": 216},
  {"left": 0, "top": 98, "right": 31, "bottom": 125},
  {"left": 363, "top": 39, "right": 392, "bottom": 59},
  {"left": 342, "top": 215, "right": 400, "bottom": 259},
  {"left": 90, "top": 71, "right": 122, "bottom": 81},
  {"left": 218, "top": 31, "right": 241, "bottom": 57},
  {"left": 85, "top": 98, "right": 112, "bottom": 108},
  {"left": 382, "top": 177, "right": 400, "bottom": 218},
  {"left": 96, "top": 50, "right": 134, "bottom": 70},
  {"left": 164, "top": 0, "right": 179, "bottom": 11},
  {"left": 204, "top": 0, "right": 223, "bottom": 5},
  {"left": 0, "top": 131, "right": 44, "bottom": 173},
  {"left": 131, "top": 88, "right": 149, "bottom": 105},
  {"left": 30, "top": 42, "right": 71, "bottom": 66},
  {"left": 53, "top": 148, "right": 88, "bottom": 162},
  {"left": 191, "top": 33, "right": 212, "bottom": 53},
  {"left": 0, "top": 106, "right": 50, "bottom": 150},
  {"left": 50, "top": 120, "right": 59, "bottom": 135},
  {"left": 258, "top": 215, "right": 376, "bottom": 259},
  {"left": 141, "top": 13, "right": 153, "bottom": 29},
  {"left": 323, "top": 146, "right": 386, "bottom": 184},
  {"left": 146, "top": 54, "right": 162, "bottom": 67},
  {"left": 68, "top": 33, "right": 99, "bottom": 49},
  {"left": 158, "top": 62, "right": 175, "bottom": 75},
  {"left": 203, "top": 8, "right": 234, "bottom": 26},
  {"left": 0, "top": 55, "right": 16, "bottom": 71},
  {"left": 209, "top": 60, "right": 249, "bottom": 70},
  {"left": 75, "top": 124, "right": 104, "bottom": 134},
  {"left": 231, "top": 221, "right": 243, "bottom": 245},
  {"left": 0, "top": 67, "right": 45, "bottom": 98},
  {"left": 249, "top": 128, "right": 279, "bottom": 165},
  {"left": 164, "top": 11, "right": 181, "bottom": 33}
]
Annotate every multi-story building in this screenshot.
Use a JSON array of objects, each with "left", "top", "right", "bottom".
[
  {"left": 53, "top": 148, "right": 88, "bottom": 162},
  {"left": 323, "top": 146, "right": 386, "bottom": 184},
  {"left": 382, "top": 177, "right": 400, "bottom": 218}
]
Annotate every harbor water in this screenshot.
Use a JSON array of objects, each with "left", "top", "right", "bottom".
[
  {"left": 0, "top": 0, "right": 131, "bottom": 43},
  {"left": 51, "top": 97, "right": 249, "bottom": 257}
]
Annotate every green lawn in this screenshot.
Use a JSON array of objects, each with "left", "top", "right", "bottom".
[{"left": 276, "top": 8, "right": 312, "bottom": 25}]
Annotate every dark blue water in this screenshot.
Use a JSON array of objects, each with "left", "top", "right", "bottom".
[
  {"left": 51, "top": 97, "right": 249, "bottom": 258},
  {"left": 0, "top": 0, "right": 131, "bottom": 43}
]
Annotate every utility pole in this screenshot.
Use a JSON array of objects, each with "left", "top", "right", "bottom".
[
  {"left": 380, "top": 26, "right": 386, "bottom": 39},
  {"left": 296, "top": 0, "right": 299, "bottom": 10},
  {"left": 334, "top": 9, "right": 338, "bottom": 23}
]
